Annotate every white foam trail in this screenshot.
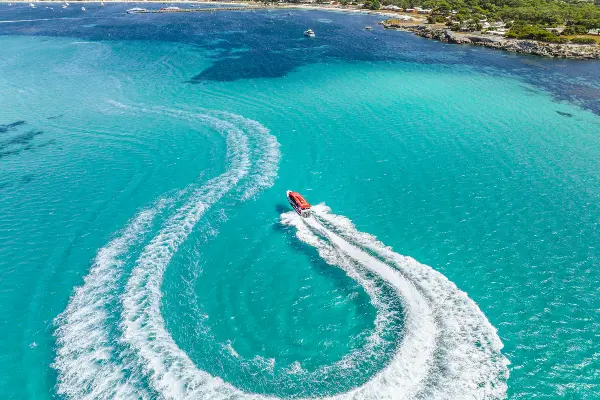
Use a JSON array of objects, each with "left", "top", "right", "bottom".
[
  {"left": 234, "top": 220, "right": 402, "bottom": 386},
  {"left": 54, "top": 102, "right": 280, "bottom": 400},
  {"left": 209, "top": 110, "right": 280, "bottom": 200},
  {"left": 56, "top": 100, "right": 507, "bottom": 399},
  {"left": 282, "top": 212, "right": 437, "bottom": 400},
  {"left": 53, "top": 204, "right": 164, "bottom": 400},
  {"left": 309, "top": 204, "right": 510, "bottom": 399},
  {"left": 119, "top": 105, "right": 282, "bottom": 399},
  {"left": 152, "top": 106, "right": 281, "bottom": 200},
  {"left": 108, "top": 102, "right": 281, "bottom": 200}
]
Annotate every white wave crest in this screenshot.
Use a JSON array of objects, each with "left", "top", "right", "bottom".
[
  {"left": 53, "top": 203, "right": 166, "bottom": 400},
  {"left": 55, "top": 99, "right": 507, "bottom": 400},
  {"left": 281, "top": 211, "right": 437, "bottom": 400},
  {"left": 54, "top": 102, "right": 280, "bottom": 400},
  {"left": 304, "top": 204, "right": 510, "bottom": 399}
]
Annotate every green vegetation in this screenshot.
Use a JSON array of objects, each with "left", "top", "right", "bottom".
[
  {"left": 363, "top": 0, "right": 382, "bottom": 9},
  {"left": 505, "top": 24, "right": 567, "bottom": 42},
  {"left": 380, "top": 0, "right": 600, "bottom": 40},
  {"left": 570, "top": 36, "right": 597, "bottom": 43}
]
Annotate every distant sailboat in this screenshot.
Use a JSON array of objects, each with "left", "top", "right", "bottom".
[
  {"left": 29, "top": 3, "right": 36, "bottom": 8},
  {"left": 81, "top": 6, "right": 85, "bottom": 11},
  {"left": 100, "top": 2, "right": 105, "bottom": 6}
]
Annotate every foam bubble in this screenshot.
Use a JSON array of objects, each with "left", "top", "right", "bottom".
[
  {"left": 54, "top": 103, "right": 280, "bottom": 399},
  {"left": 53, "top": 203, "right": 164, "bottom": 400},
  {"left": 311, "top": 204, "right": 510, "bottom": 399}
]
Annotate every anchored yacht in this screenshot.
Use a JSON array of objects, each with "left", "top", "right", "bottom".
[
  {"left": 304, "top": 29, "right": 315, "bottom": 38},
  {"left": 127, "top": 7, "right": 147, "bottom": 13}
]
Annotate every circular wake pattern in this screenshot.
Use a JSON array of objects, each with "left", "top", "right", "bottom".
[
  {"left": 54, "top": 103, "right": 508, "bottom": 400},
  {"left": 281, "top": 205, "right": 510, "bottom": 399},
  {"left": 53, "top": 102, "right": 281, "bottom": 399}
]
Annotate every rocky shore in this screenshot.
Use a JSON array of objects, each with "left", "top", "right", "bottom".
[{"left": 385, "top": 23, "right": 600, "bottom": 60}]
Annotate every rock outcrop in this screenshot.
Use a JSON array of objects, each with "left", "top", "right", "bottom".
[{"left": 383, "top": 23, "right": 600, "bottom": 60}]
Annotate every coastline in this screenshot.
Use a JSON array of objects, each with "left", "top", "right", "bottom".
[
  {"left": 3, "top": 1, "right": 599, "bottom": 60},
  {"left": 388, "top": 24, "right": 600, "bottom": 60},
  {"left": 1, "top": 0, "right": 424, "bottom": 19}
]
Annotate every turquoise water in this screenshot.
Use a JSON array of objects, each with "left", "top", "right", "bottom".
[{"left": 1, "top": 3, "right": 600, "bottom": 399}]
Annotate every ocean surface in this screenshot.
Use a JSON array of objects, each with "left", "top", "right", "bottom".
[{"left": 1, "top": 3, "right": 600, "bottom": 399}]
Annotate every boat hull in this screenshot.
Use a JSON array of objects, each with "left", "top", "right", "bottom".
[{"left": 287, "top": 190, "right": 311, "bottom": 218}]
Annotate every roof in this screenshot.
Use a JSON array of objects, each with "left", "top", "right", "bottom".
[{"left": 289, "top": 192, "right": 311, "bottom": 209}]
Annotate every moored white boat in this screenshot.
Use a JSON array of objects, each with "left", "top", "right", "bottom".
[
  {"left": 304, "top": 29, "right": 315, "bottom": 38},
  {"left": 126, "top": 7, "right": 147, "bottom": 13}
]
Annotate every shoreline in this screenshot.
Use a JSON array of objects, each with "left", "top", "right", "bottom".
[
  {"left": 389, "top": 24, "right": 600, "bottom": 60},
  {"left": 3, "top": 1, "right": 599, "bottom": 60},
  {"left": 1, "top": 0, "right": 425, "bottom": 19}
]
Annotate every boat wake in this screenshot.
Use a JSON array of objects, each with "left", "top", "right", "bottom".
[
  {"left": 53, "top": 102, "right": 508, "bottom": 400},
  {"left": 53, "top": 102, "right": 281, "bottom": 399},
  {"left": 281, "top": 205, "right": 509, "bottom": 399}
]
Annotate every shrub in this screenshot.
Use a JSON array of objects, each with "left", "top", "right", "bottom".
[
  {"left": 506, "top": 24, "right": 568, "bottom": 43},
  {"left": 570, "top": 37, "right": 597, "bottom": 44},
  {"left": 563, "top": 25, "right": 588, "bottom": 35}
]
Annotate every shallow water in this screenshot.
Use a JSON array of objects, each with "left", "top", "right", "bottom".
[{"left": 1, "top": 3, "right": 600, "bottom": 399}]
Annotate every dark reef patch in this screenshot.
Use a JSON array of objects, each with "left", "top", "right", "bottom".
[
  {"left": 21, "top": 174, "right": 35, "bottom": 184},
  {"left": 0, "top": 120, "right": 26, "bottom": 133},
  {"left": 556, "top": 111, "right": 574, "bottom": 118},
  {"left": 37, "top": 139, "right": 57, "bottom": 149},
  {"left": 1, "top": 130, "right": 43, "bottom": 149},
  {"left": 0, "top": 121, "right": 44, "bottom": 159}
]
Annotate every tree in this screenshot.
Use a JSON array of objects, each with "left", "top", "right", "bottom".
[
  {"left": 371, "top": 0, "right": 381, "bottom": 9},
  {"left": 563, "top": 25, "right": 588, "bottom": 35}
]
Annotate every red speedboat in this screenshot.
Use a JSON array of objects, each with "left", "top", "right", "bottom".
[{"left": 287, "top": 190, "right": 311, "bottom": 218}]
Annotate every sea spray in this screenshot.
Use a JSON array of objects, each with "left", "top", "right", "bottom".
[
  {"left": 54, "top": 103, "right": 280, "bottom": 399},
  {"left": 309, "top": 204, "right": 510, "bottom": 399},
  {"left": 53, "top": 203, "right": 166, "bottom": 400}
]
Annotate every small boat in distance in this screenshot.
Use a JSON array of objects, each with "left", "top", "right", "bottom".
[
  {"left": 29, "top": 3, "right": 36, "bottom": 8},
  {"left": 81, "top": 6, "right": 85, "bottom": 11},
  {"left": 127, "top": 7, "right": 147, "bottom": 13},
  {"left": 287, "top": 191, "right": 311, "bottom": 218},
  {"left": 365, "top": 26, "right": 373, "bottom": 30},
  {"left": 160, "top": 6, "right": 180, "bottom": 11},
  {"left": 62, "top": 3, "right": 67, "bottom": 8},
  {"left": 304, "top": 29, "right": 315, "bottom": 38},
  {"left": 100, "top": 2, "right": 105, "bottom": 6}
]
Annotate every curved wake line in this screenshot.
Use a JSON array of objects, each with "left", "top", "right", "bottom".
[
  {"left": 283, "top": 212, "right": 437, "bottom": 400},
  {"left": 308, "top": 204, "right": 509, "bottom": 399},
  {"left": 54, "top": 103, "right": 280, "bottom": 400},
  {"left": 53, "top": 203, "right": 165, "bottom": 400},
  {"left": 55, "top": 100, "right": 507, "bottom": 399}
]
